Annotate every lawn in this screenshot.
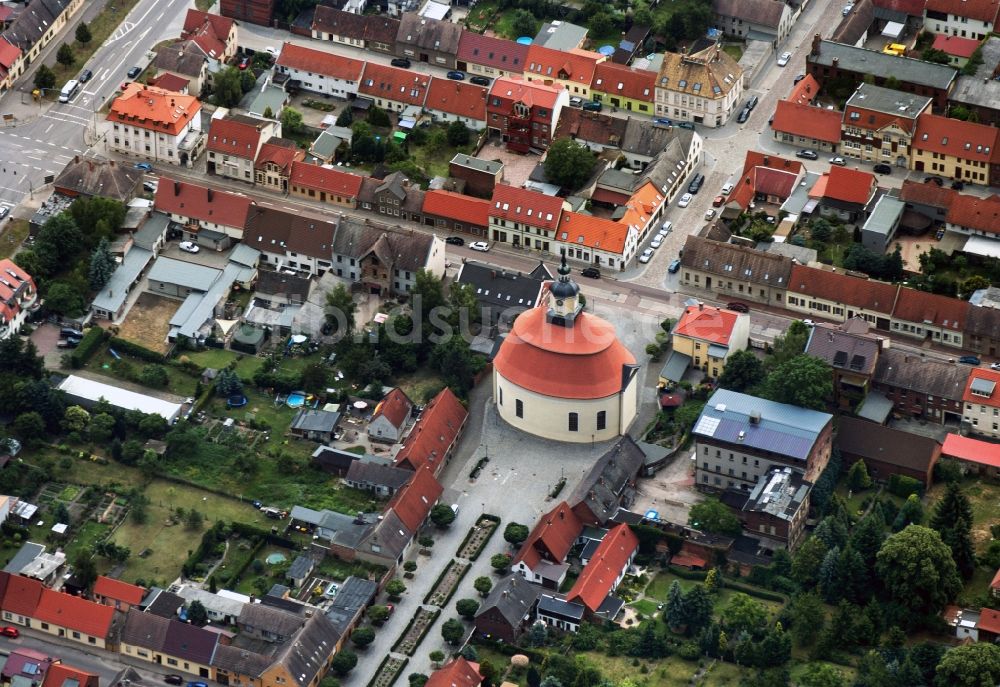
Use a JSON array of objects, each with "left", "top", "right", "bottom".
[
  {"left": 185, "top": 348, "right": 263, "bottom": 378},
  {"left": 581, "top": 653, "right": 744, "bottom": 687},
  {"left": 50, "top": 0, "right": 143, "bottom": 91},
  {"left": 631, "top": 599, "right": 660, "bottom": 617},
  {"left": 722, "top": 44, "right": 744, "bottom": 62},
  {"left": 465, "top": 0, "right": 498, "bottom": 32},
  {"left": 63, "top": 520, "right": 111, "bottom": 561},
  {"left": 396, "top": 369, "right": 446, "bottom": 405},
  {"left": 86, "top": 349, "right": 199, "bottom": 398},
  {"left": 644, "top": 571, "right": 785, "bottom": 616},
  {"left": 492, "top": 9, "right": 538, "bottom": 40},
  {"left": 0, "top": 219, "right": 29, "bottom": 260},
  {"left": 929, "top": 476, "right": 1000, "bottom": 548},
  {"left": 409, "top": 133, "right": 475, "bottom": 182}
]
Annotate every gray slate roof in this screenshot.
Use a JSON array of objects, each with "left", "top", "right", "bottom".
[
  {"left": 476, "top": 574, "right": 542, "bottom": 627},
  {"left": 807, "top": 41, "right": 957, "bottom": 90},
  {"left": 537, "top": 593, "right": 585, "bottom": 621},
  {"left": 396, "top": 13, "right": 462, "bottom": 53},
  {"left": 120, "top": 609, "right": 171, "bottom": 650},
  {"left": 568, "top": 435, "right": 645, "bottom": 524},
  {"left": 144, "top": 589, "right": 185, "bottom": 618},
  {"left": 680, "top": 235, "right": 793, "bottom": 288},
  {"left": 91, "top": 247, "right": 153, "bottom": 315},
  {"left": 622, "top": 120, "right": 695, "bottom": 160},
  {"left": 274, "top": 612, "right": 340, "bottom": 687},
  {"left": 450, "top": 154, "right": 502, "bottom": 175},
  {"left": 713, "top": 0, "right": 787, "bottom": 29},
  {"left": 290, "top": 408, "right": 341, "bottom": 434},
  {"left": 286, "top": 556, "right": 314, "bottom": 582},
  {"left": 54, "top": 157, "right": 143, "bottom": 202},
  {"left": 846, "top": 82, "right": 931, "bottom": 118},
  {"left": 154, "top": 40, "right": 208, "bottom": 77},
  {"left": 147, "top": 256, "right": 221, "bottom": 291},
  {"left": 874, "top": 347, "right": 970, "bottom": 400},
  {"left": 966, "top": 306, "right": 1000, "bottom": 341},
  {"left": 211, "top": 644, "right": 273, "bottom": 678},
  {"left": 457, "top": 260, "right": 547, "bottom": 312},
  {"left": 324, "top": 576, "right": 378, "bottom": 636},
  {"left": 239, "top": 601, "right": 305, "bottom": 638},
  {"left": 332, "top": 216, "right": 434, "bottom": 272},
  {"left": 836, "top": 416, "right": 941, "bottom": 471},
  {"left": 804, "top": 321, "right": 881, "bottom": 375},
  {"left": 3, "top": 542, "right": 44, "bottom": 574},
  {"left": 344, "top": 460, "right": 413, "bottom": 490}
]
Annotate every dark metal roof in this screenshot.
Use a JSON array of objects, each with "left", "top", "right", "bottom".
[
  {"left": 874, "top": 347, "right": 970, "bottom": 401},
  {"left": 537, "top": 593, "right": 585, "bottom": 621},
  {"left": 836, "top": 416, "right": 941, "bottom": 472},
  {"left": 568, "top": 435, "right": 645, "bottom": 525},
  {"left": 344, "top": 461, "right": 413, "bottom": 490},
  {"left": 476, "top": 574, "right": 542, "bottom": 628},
  {"left": 324, "top": 576, "right": 377, "bottom": 636}
]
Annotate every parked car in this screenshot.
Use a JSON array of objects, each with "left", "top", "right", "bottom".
[
  {"left": 951, "top": 179, "right": 965, "bottom": 190},
  {"left": 654, "top": 117, "right": 673, "bottom": 126},
  {"left": 668, "top": 258, "right": 682, "bottom": 274},
  {"left": 793, "top": 74, "right": 806, "bottom": 84},
  {"left": 842, "top": 4, "right": 853, "bottom": 15},
  {"left": 469, "top": 241, "right": 490, "bottom": 252},
  {"left": 829, "top": 156, "right": 847, "bottom": 166},
  {"left": 704, "top": 208, "right": 717, "bottom": 220},
  {"left": 143, "top": 181, "right": 158, "bottom": 193},
  {"left": 650, "top": 237, "right": 663, "bottom": 249},
  {"left": 936, "top": 229, "right": 945, "bottom": 240},
  {"left": 796, "top": 149, "right": 819, "bottom": 160},
  {"left": 61, "top": 327, "right": 83, "bottom": 338},
  {"left": 127, "top": 66, "right": 142, "bottom": 78},
  {"left": 721, "top": 182, "right": 734, "bottom": 196},
  {"left": 959, "top": 355, "right": 981, "bottom": 365},
  {"left": 0, "top": 206, "right": 8, "bottom": 220},
  {"left": 187, "top": 682, "right": 208, "bottom": 687},
  {"left": 991, "top": 362, "right": 1000, "bottom": 370},
  {"left": 677, "top": 121, "right": 696, "bottom": 130},
  {"left": 179, "top": 241, "right": 200, "bottom": 253},
  {"left": 163, "top": 677, "right": 183, "bottom": 685},
  {"left": 873, "top": 163, "right": 893, "bottom": 174},
  {"left": 677, "top": 193, "right": 693, "bottom": 208},
  {"left": 264, "top": 46, "right": 278, "bottom": 56},
  {"left": 238, "top": 57, "right": 250, "bottom": 70},
  {"left": 469, "top": 75, "right": 491, "bottom": 86},
  {"left": 79, "top": 69, "right": 93, "bottom": 83},
  {"left": 582, "top": 100, "right": 603, "bottom": 112},
  {"left": 1, "top": 626, "right": 19, "bottom": 638},
  {"left": 925, "top": 175, "right": 944, "bottom": 186},
  {"left": 56, "top": 339, "right": 79, "bottom": 349},
  {"left": 569, "top": 96, "right": 583, "bottom": 107},
  {"left": 802, "top": 319, "right": 815, "bottom": 327},
  {"left": 390, "top": 57, "right": 411, "bottom": 68},
  {"left": 581, "top": 267, "right": 601, "bottom": 278},
  {"left": 638, "top": 248, "right": 654, "bottom": 264},
  {"left": 445, "top": 236, "right": 465, "bottom": 246},
  {"left": 134, "top": 162, "right": 152, "bottom": 171},
  {"left": 446, "top": 70, "right": 466, "bottom": 80},
  {"left": 745, "top": 95, "right": 759, "bottom": 111},
  {"left": 736, "top": 107, "right": 750, "bottom": 124},
  {"left": 712, "top": 195, "right": 725, "bottom": 207},
  {"left": 687, "top": 173, "right": 705, "bottom": 194},
  {"left": 726, "top": 302, "right": 750, "bottom": 313},
  {"left": 777, "top": 51, "right": 792, "bottom": 66}
]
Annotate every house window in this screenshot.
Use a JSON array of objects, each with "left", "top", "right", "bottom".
[
  {"left": 597, "top": 411, "right": 606, "bottom": 431},
  {"left": 568, "top": 412, "right": 579, "bottom": 432},
  {"left": 499, "top": 387, "right": 503, "bottom": 405},
  {"left": 515, "top": 399, "right": 523, "bottom": 418}
]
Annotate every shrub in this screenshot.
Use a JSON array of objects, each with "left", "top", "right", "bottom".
[
  {"left": 385, "top": 579, "right": 406, "bottom": 599},
  {"left": 456, "top": 598, "right": 480, "bottom": 618},
  {"left": 491, "top": 553, "right": 511, "bottom": 572},
  {"left": 70, "top": 327, "right": 108, "bottom": 367},
  {"left": 888, "top": 474, "right": 923, "bottom": 498}
]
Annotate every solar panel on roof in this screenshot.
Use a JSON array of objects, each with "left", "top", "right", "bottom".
[{"left": 694, "top": 415, "right": 720, "bottom": 437}]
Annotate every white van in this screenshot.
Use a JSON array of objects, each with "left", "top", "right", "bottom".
[{"left": 58, "top": 79, "right": 79, "bottom": 103}]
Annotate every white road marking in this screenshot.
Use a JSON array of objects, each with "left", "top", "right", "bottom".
[{"left": 44, "top": 124, "right": 53, "bottom": 134}]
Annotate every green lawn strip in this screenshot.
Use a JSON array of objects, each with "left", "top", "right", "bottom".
[
  {"left": 630, "top": 598, "right": 659, "bottom": 617},
  {"left": 63, "top": 520, "right": 111, "bottom": 561},
  {"left": 580, "top": 652, "right": 742, "bottom": 687},
  {"left": 51, "top": 0, "right": 144, "bottom": 90},
  {"left": 0, "top": 219, "right": 29, "bottom": 260},
  {"left": 722, "top": 44, "right": 744, "bottom": 61},
  {"left": 86, "top": 350, "right": 199, "bottom": 397},
  {"left": 396, "top": 369, "right": 447, "bottom": 405}
]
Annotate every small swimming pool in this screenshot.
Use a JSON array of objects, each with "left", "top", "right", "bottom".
[
  {"left": 265, "top": 553, "right": 286, "bottom": 565},
  {"left": 286, "top": 391, "right": 307, "bottom": 408}
]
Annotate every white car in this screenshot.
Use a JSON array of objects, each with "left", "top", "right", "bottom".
[
  {"left": 638, "top": 248, "right": 654, "bottom": 264},
  {"left": 705, "top": 208, "right": 717, "bottom": 220},
  {"left": 179, "top": 241, "right": 200, "bottom": 253},
  {"left": 829, "top": 156, "right": 847, "bottom": 166},
  {"left": 650, "top": 237, "right": 663, "bottom": 249},
  {"left": 0, "top": 206, "right": 9, "bottom": 220},
  {"left": 802, "top": 319, "right": 815, "bottom": 327},
  {"left": 992, "top": 362, "right": 1000, "bottom": 370},
  {"left": 777, "top": 51, "right": 792, "bottom": 67},
  {"left": 265, "top": 46, "right": 278, "bottom": 56},
  {"left": 469, "top": 241, "right": 490, "bottom": 252},
  {"left": 656, "top": 229, "right": 670, "bottom": 241},
  {"left": 677, "top": 193, "right": 693, "bottom": 208}
]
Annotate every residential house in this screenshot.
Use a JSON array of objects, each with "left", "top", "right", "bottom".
[
  {"left": 456, "top": 32, "right": 528, "bottom": 79},
  {"left": 949, "top": 36, "right": 1000, "bottom": 126},
  {"left": 449, "top": 155, "right": 503, "bottom": 198},
  {"left": 148, "top": 71, "right": 194, "bottom": 94},
  {"left": 924, "top": 0, "right": 1000, "bottom": 39},
  {"left": 966, "top": 302, "right": 1000, "bottom": 357},
  {"left": 360, "top": 171, "right": 425, "bottom": 222},
  {"left": 553, "top": 108, "right": 629, "bottom": 154},
  {"left": 655, "top": 39, "right": 745, "bottom": 128},
  {"left": 310, "top": 7, "right": 398, "bottom": 51},
  {"left": 946, "top": 193, "right": 1000, "bottom": 248},
  {"left": 861, "top": 195, "right": 905, "bottom": 252},
  {"left": 564, "top": 524, "right": 638, "bottom": 622},
  {"left": 725, "top": 151, "right": 803, "bottom": 217},
  {"left": 0, "top": 259, "right": 38, "bottom": 341},
  {"left": 832, "top": 0, "right": 877, "bottom": 47},
  {"left": 941, "top": 433, "right": 1000, "bottom": 478},
  {"left": 395, "top": 13, "right": 463, "bottom": 69},
  {"left": 770, "top": 101, "right": 843, "bottom": 152},
  {"left": 804, "top": 319, "right": 883, "bottom": 410},
  {"left": 662, "top": 303, "right": 750, "bottom": 383},
  {"left": 536, "top": 593, "right": 584, "bottom": 633},
  {"left": 53, "top": 157, "right": 143, "bottom": 203},
  {"left": 421, "top": 190, "right": 491, "bottom": 237},
  {"left": 612, "top": 24, "right": 651, "bottom": 64},
  {"left": 619, "top": 119, "right": 698, "bottom": 170},
  {"left": 912, "top": 113, "right": 1000, "bottom": 186},
  {"left": 358, "top": 62, "right": 431, "bottom": 112},
  {"left": 962, "top": 368, "right": 1000, "bottom": 439},
  {"left": 534, "top": 20, "right": 588, "bottom": 50},
  {"left": 206, "top": 112, "right": 277, "bottom": 183},
  {"left": 806, "top": 37, "right": 958, "bottom": 112},
  {"left": 253, "top": 612, "right": 340, "bottom": 687},
  {"left": 455, "top": 259, "right": 551, "bottom": 328},
  {"left": 872, "top": 0, "right": 927, "bottom": 32},
  {"left": 289, "top": 408, "right": 341, "bottom": 443},
  {"left": 837, "top": 416, "right": 941, "bottom": 488},
  {"left": 932, "top": 34, "right": 982, "bottom": 66},
  {"left": 330, "top": 216, "right": 445, "bottom": 292},
  {"left": 324, "top": 576, "right": 377, "bottom": 645},
  {"left": 33, "top": 588, "right": 115, "bottom": 649},
  {"left": 288, "top": 161, "right": 363, "bottom": 209},
  {"left": 1, "top": 569, "right": 43, "bottom": 625},
  {"left": 712, "top": 0, "right": 794, "bottom": 45},
  {"left": 275, "top": 42, "right": 365, "bottom": 98},
  {"left": 568, "top": 436, "right": 645, "bottom": 526},
  {"left": 41, "top": 663, "right": 99, "bottom": 687},
  {"left": 841, "top": 83, "right": 930, "bottom": 166},
  {"left": 488, "top": 185, "right": 565, "bottom": 251},
  {"left": 486, "top": 77, "right": 568, "bottom": 151},
  {"left": 152, "top": 42, "right": 209, "bottom": 97},
  {"left": 107, "top": 83, "right": 204, "bottom": 166},
  {"left": 740, "top": 467, "right": 811, "bottom": 551},
  {"left": 93, "top": 576, "right": 145, "bottom": 612},
  {"left": 343, "top": 461, "right": 413, "bottom": 496},
  {"left": 553, "top": 212, "right": 637, "bottom": 271},
  {"left": 119, "top": 611, "right": 218, "bottom": 678},
  {"left": 394, "top": 387, "right": 467, "bottom": 474},
  {"left": 284, "top": 557, "right": 314, "bottom": 589},
  {"left": 244, "top": 206, "right": 337, "bottom": 276},
  {"left": 181, "top": 9, "right": 237, "bottom": 62},
  {"left": 890, "top": 287, "right": 968, "bottom": 348},
  {"left": 254, "top": 139, "right": 305, "bottom": 193},
  {"left": 524, "top": 45, "right": 605, "bottom": 100},
  {"left": 0, "top": 0, "right": 85, "bottom": 93},
  {"left": 367, "top": 388, "right": 413, "bottom": 443},
  {"left": 2, "top": 648, "right": 54, "bottom": 685},
  {"left": 872, "top": 347, "right": 970, "bottom": 423},
  {"left": 899, "top": 178, "right": 957, "bottom": 226},
  {"left": 474, "top": 574, "right": 542, "bottom": 643},
  {"left": 426, "top": 658, "right": 482, "bottom": 687},
  {"left": 384, "top": 464, "right": 442, "bottom": 534},
  {"left": 678, "top": 235, "right": 793, "bottom": 307},
  {"left": 423, "top": 78, "right": 487, "bottom": 128},
  {"left": 512, "top": 501, "right": 584, "bottom": 589},
  {"left": 693, "top": 388, "right": 834, "bottom": 491},
  {"left": 154, "top": 179, "right": 253, "bottom": 241},
  {"left": 812, "top": 166, "right": 877, "bottom": 222},
  {"left": 977, "top": 607, "right": 1000, "bottom": 642}
]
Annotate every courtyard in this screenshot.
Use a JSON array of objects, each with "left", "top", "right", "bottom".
[{"left": 115, "top": 292, "right": 180, "bottom": 354}]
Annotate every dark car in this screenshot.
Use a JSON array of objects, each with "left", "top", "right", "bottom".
[
  {"left": 581, "top": 267, "right": 601, "bottom": 279},
  {"left": 469, "top": 75, "right": 491, "bottom": 86},
  {"left": 186, "top": 682, "right": 208, "bottom": 687},
  {"left": 446, "top": 70, "right": 466, "bottom": 80},
  {"left": 873, "top": 163, "right": 893, "bottom": 174},
  {"left": 445, "top": 236, "right": 465, "bottom": 246},
  {"left": 736, "top": 107, "right": 750, "bottom": 124},
  {"left": 793, "top": 74, "right": 806, "bottom": 84},
  {"left": 745, "top": 95, "right": 759, "bottom": 111},
  {"left": 959, "top": 355, "right": 981, "bottom": 365},
  {"left": 726, "top": 302, "right": 750, "bottom": 313},
  {"left": 60, "top": 327, "right": 83, "bottom": 338},
  {"left": 654, "top": 117, "right": 673, "bottom": 126},
  {"left": 79, "top": 69, "right": 93, "bottom": 83},
  {"left": 687, "top": 173, "right": 705, "bottom": 194},
  {"left": 127, "top": 66, "right": 142, "bottom": 79},
  {"left": 582, "top": 100, "right": 603, "bottom": 112},
  {"left": 668, "top": 258, "right": 682, "bottom": 274},
  {"left": 163, "top": 677, "right": 183, "bottom": 685},
  {"left": 796, "top": 149, "right": 819, "bottom": 160},
  {"left": 951, "top": 179, "right": 965, "bottom": 190},
  {"left": 56, "top": 339, "right": 80, "bottom": 349},
  {"left": 238, "top": 57, "right": 250, "bottom": 70},
  {"left": 390, "top": 58, "right": 411, "bottom": 68},
  {"left": 677, "top": 121, "right": 695, "bottom": 130},
  {"left": 924, "top": 176, "right": 944, "bottom": 186}
]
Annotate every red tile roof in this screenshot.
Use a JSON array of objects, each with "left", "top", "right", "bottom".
[
  {"left": 674, "top": 304, "right": 743, "bottom": 346},
  {"left": 754, "top": 167, "right": 799, "bottom": 199},
  {"left": 0, "top": 38, "right": 20, "bottom": 71},
  {"left": 914, "top": 113, "right": 999, "bottom": 165},
  {"left": 932, "top": 34, "right": 981, "bottom": 58},
  {"left": 42, "top": 664, "right": 98, "bottom": 687},
  {"left": 962, "top": 368, "right": 1000, "bottom": 407},
  {"left": 371, "top": 388, "right": 412, "bottom": 430},
  {"left": 513, "top": 501, "right": 584, "bottom": 570},
  {"left": 181, "top": 9, "right": 233, "bottom": 59},
  {"left": 34, "top": 589, "right": 115, "bottom": 639},
  {"left": 147, "top": 73, "right": 190, "bottom": 92},
  {"left": 388, "top": 465, "right": 443, "bottom": 532},
  {"left": 942, "top": 433, "right": 1000, "bottom": 470},
  {"left": 206, "top": 116, "right": 267, "bottom": 157},
  {"left": 394, "top": 387, "right": 468, "bottom": 473},
  {"left": 946, "top": 192, "right": 1000, "bottom": 233},
  {"left": 770, "top": 100, "right": 842, "bottom": 143},
  {"left": 893, "top": 287, "right": 969, "bottom": 330},
  {"left": 107, "top": 84, "right": 201, "bottom": 137},
  {"left": 845, "top": 98, "right": 925, "bottom": 135},
  {"left": 359, "top": 62, "right": 430, "bottom": 106},
  {"left": 93, "top": 576, "right": 145, "bottom": 606},
  {"left": 289, "top": 161, "right": 364, "bottom": 198},
  {"left": 254, "top": 140, "right": 305, "bottom": 173},
  {"left": 730, "top": 151, "right": 804, "bottom": 210},
  {"left": 426, "top": 658, "right": 482, "bottom": 687},
  {"left": 980, "top": 607, "right": 1000, "bottom": 635},
  {"left": 456, "top": 32, "right": 528, "bottom": 72},
  {"left": 787, "top": 73, "right": 820, "bottom": 105},
  {"left": 741, "top": 150, "right": 803, "bottom": 176},
  {"left": 155, "top": 179, "right": 254, "bottom": 228},
  {"left": 525, "top": 45, "right": 604, "bottom": 87},
  {"left": 424, "top": 77, "right": 487, "bottom": 120},
  {"left": 488, "top": 76, "right": 563, "bottom": 110},
  {"left": 592, "top": 62, "right": 656, "bottom": 102},
  {"left": 822, "top": 166, "right": 876, "bottom": 205},
  {"left": 789, "top": 264, "right": 899, "bottom": 313},
  {"left": 422, "top": 190, "right": 490, "bottom": 226},
  {"left": 276, "top": 42, "right": 365, "bottom": 81},
  {"left": 567, "top": 523, "right": 638, "bottom": 613},
  {"left": 491, "top": 185, "right": 565, "bottom": 231},
  {"left": 2, "top": 574, "right": 43, "bottom": 617},
  {"left": 557, "top": 212, "right": 632, "bottom": 254},
  {"left": 925, "top": 0, "right": 1000, "bottom": 23},
  {"left": 899, "top": 179, "right": 958, "bottom": 208}
]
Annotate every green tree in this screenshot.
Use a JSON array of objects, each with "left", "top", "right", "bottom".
[
  {"left": 187, "top": 600, "right": 209, "bottom": 626},
  {"left": 368, "top": 605, "right": 390, "bottom": 625},
  {"left": 664, "top": 580, "right": 685, "bottom": 630},
  {"left": 137, "top": 449, "right": 159, "bottom": 480},
  {"left": 760, "top": 354, "right": 832, "bottom": 410},
  {"left": 46, "top": 281, "right": 85, "bottom": 316},
  {"left": 429, "top": 650, "right": 445, "bottom": 667},
  {"left": 528, "top": 620, "right": 547, "bottom": 647},
  {"left": 504, "top": 522, "right": 529, "bottom": 545},
  {"left": 281, "top": 107, "right": 304, "bottom": 134},
  {"left": 430, "top": 503, "right": 456, "bottom": 527},
  {"left": 474, "top": 575, "right": 493, "bottom": 596},
  {"left": 788, "top": 592, "right": 825, "bottom": 646},
  {"left": 350, "top": 626, "right": 375, "bottom": 648},
  {"left": 429, "top": 336, "right": 484, "bottom": 397},
  {"left": 215, "top": 368, "right": 243, "bottom": 397},
  {"left": 57, "top": 43, "right": 75, "bottom": 67},
  {"left": 34, "top": 64, "right": 56, "bottom": 91},
  {"left": 139, "top": 365, "right": 169, "bottom": 389},
  {"left": 720, "top": 593, "right": 768, "bottom": 637},
  {"left": 798, "top": 663, "right": 845, "bottom": 687},
  {"left": 847, "top": 460, "right": 872, "bottom": 491},
  {"left": 72, "top": 553, "right": 98, "bottom": 589},
  {"left": 446, "top": 120, "right": 470, "bottom": 147},
  {"left": 876, "top": 525, "right": 961, "bottom": 617},
  {"left": 893, "top": 493, "right": 924, "bottom": 530},
  {"left": 509, "top": 9, "right": 538, "bottom": 38},
  {"left": 63, "top": 405, "right": 91, "bottom": 433},
  {"left": 385, "top": 579, "right": 406, "bottom": 599},
  {"left": 366, "top": 105, "right": 390, "bottom": 127},
  {"left": 768, "top": 320, "right": 810, "bottom": 367},
  {"left": 448, "top": 281, "right": 481, "bottom": 327},
  {"left": 688, "top": 498, "right": 742, "bottom": 536},
  {"left": 330, "top": 650, "right": 358, "bottom": 676},
  {"left": 319, "top": 678, "right": 341, "bottom": 687},
  {"left": 960, "top": 274, "right": 990, "bottom": 297},
  {"left": 14, "top": 411, "right": 46, "bottom": 445},
  {"left": 412, "top": 268, "right": 447, "bottom": 332},
  {"left": 717, "top": 349, "right": 765, "bottom": 393},
  {"left": 930, "top": 482, "right": 976, "bottom": 579},
  {"left": 681, "top": 584, "right": 713, "bottom": 635},
  {"left": 934, "top": 643, "right": 1000, "bottom": 687},
  {"left": 325, "top": 283, "right": 357, "bottom": 336},
  {"left": 88, "top": 412, "right": 117, "bottom": 443},
  {"left": 335, "top": 107, "right": 352, "bottom": 126},
  {"left": 35, "top": 212, "right": 83, "bottom": 276},
  {"left": 456, "top": 598, "right": 480, "bottom": 618},
  {"left": 544, "top": 138, "right": 596, "bottom": 190},
  {"left": 441, "top": 618, "right": 465, "bottom": 644},
  {"left": 88, "top": 237, "right": 117, "bottom": 290},
  {"left": 213, "top": 67, "right": 243, "bottom": 108},
  {"left": 75, "top": 22, "right": 92, "bottom": 44},
  {"left": 490, "top": 553, "right": 511, "bottom": 572},
  {"left": 673, "top": 400, "right": 706, "bottom": 433}
]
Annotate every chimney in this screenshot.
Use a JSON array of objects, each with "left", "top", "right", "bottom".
[
  {"left": 558, "top": 510, "right": 564, "bottom": 520},
  {"left": 832, "top": 57, "right": 839, "bottom": 67},
  {"left": 174, "top": 181, "right": 181, "bottom": 195},
  {"left": 698, "top": 302, "right": 704, "bottom": 311},
  {"left": 811, "top": 34, "right": 821, "bottom": 56},
  {"left": 207, "top": 188, "right": 214, "bottom": 202},
  {"left": 749, "top": 410, "right": 761, "bottom": 425},
  {"left": 73, "top": 155, "right": 80, "bottom": 163}
]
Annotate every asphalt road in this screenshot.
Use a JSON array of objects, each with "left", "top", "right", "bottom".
[{"left": 0, "top": 0, "right": 190, "bottom": 210}]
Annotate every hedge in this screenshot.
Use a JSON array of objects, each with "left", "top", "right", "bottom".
[
  {"left": 70, "top": 327, "right": 109, "bottom": 367},
  {"left": 110, "top": 336, "right": 167, "bottom": 363},
  {"left": 888, "top": 474, "right": 923, "bottom": 498},
  {"left": 391, "top": 608, "right": 441, "bottom": 655},
  {"left": 423, "top": 559, "right": 470, "bottom": 605},
  {"left": 365, "top": 655, "right": 409, "bottom": 687},
  {"left": 664, "top": 566, "right": 786, "bottom": 602},
  {"left": 455, "top": 514, "right": 501, "bottom": 562},
  {"left": 470, "top": 635, "right": 546, "bottom": 664}
]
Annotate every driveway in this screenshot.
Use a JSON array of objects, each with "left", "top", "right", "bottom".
[{"left": 30, "top": 322, "right": 65, "bottom": 368}]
